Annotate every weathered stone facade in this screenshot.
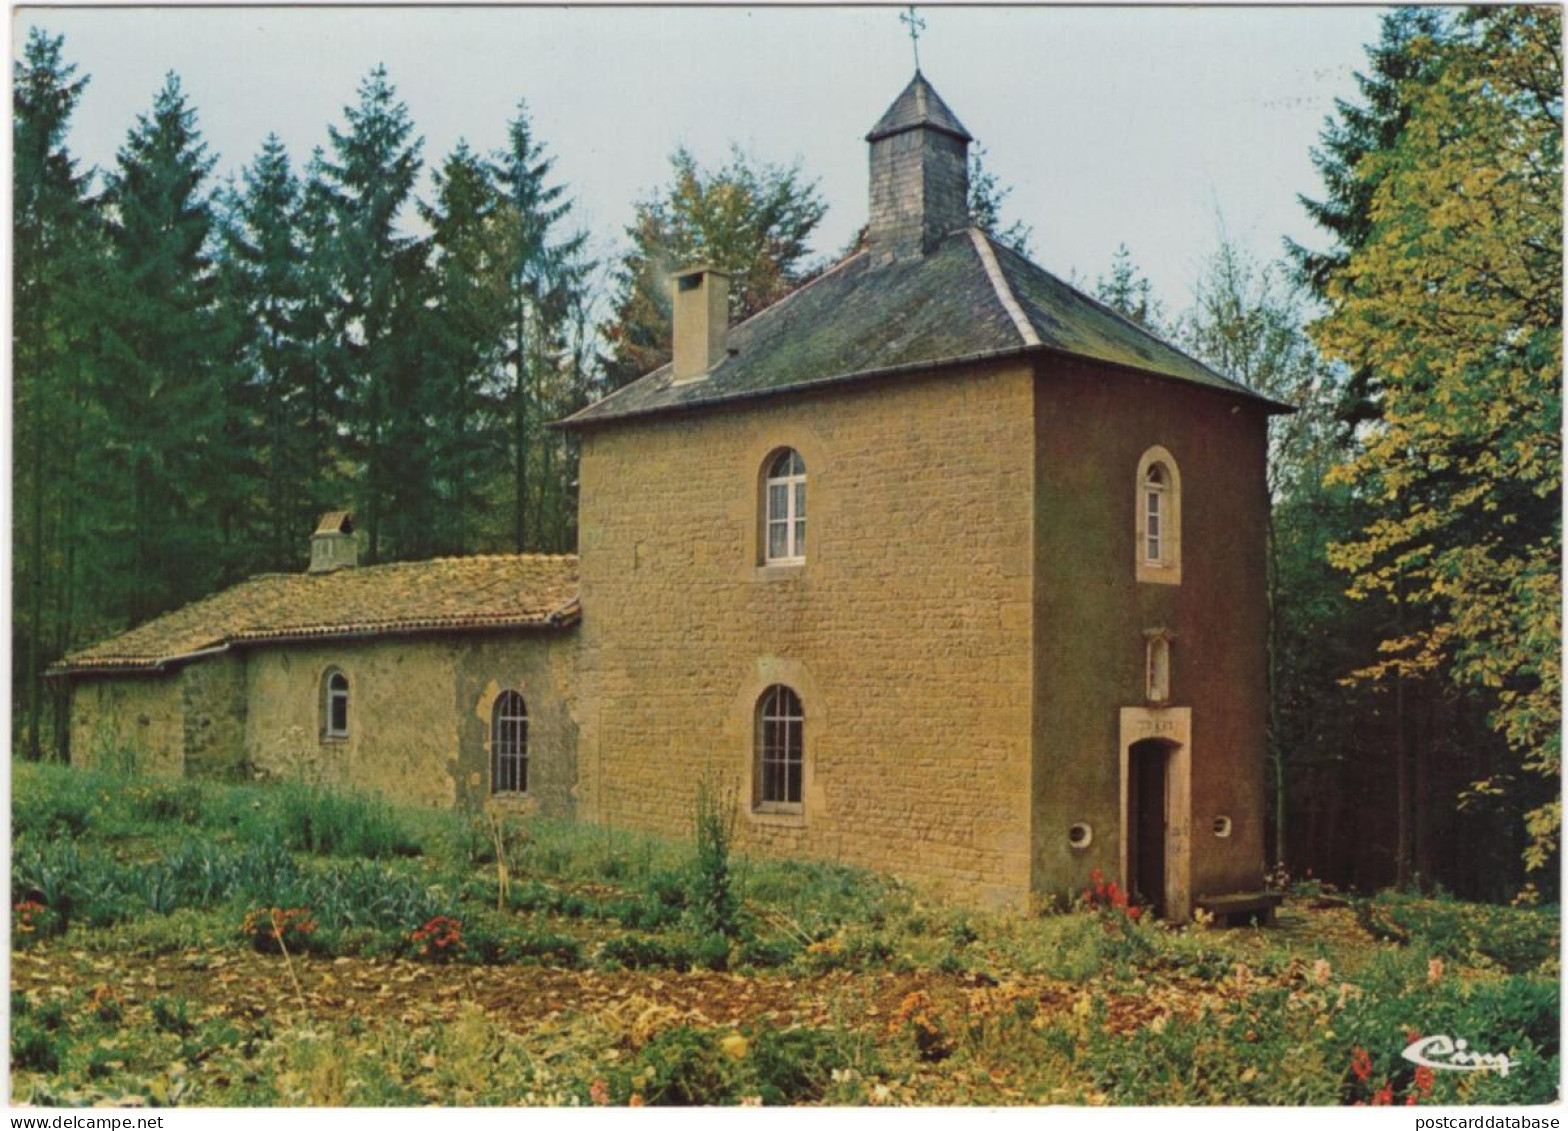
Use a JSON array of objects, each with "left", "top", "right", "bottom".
[
  {"left": 575, "top": 363, "right": 1039, "bottom": 906},
  {"left": 59, "top": 71, "right": 1278, "bottom": 916},
  {"left": 70, "top": 632, "right": 577, "bottom": 820}
]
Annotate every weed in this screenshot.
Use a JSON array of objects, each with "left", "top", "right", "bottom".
[
  {"left": 150, "top": 996, "right": 196, "bottom": 1037},
  {"left": 690, "top": 776, "right": 739, "bottom": 938}
]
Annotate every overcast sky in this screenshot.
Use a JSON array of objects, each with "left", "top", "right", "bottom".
[{"left": 13, "top": 5, "right": 1390, "bottom": 313}]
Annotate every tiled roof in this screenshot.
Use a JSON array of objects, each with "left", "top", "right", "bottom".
[
  {"left": 867, "top": 72, "right": 972, "bottom": 142},
  {"left": 559, "top": 228, "right": 1286, "bottom": 429},
  {"left": 52, "top": 555, "right": 580, "bottom": 675}
]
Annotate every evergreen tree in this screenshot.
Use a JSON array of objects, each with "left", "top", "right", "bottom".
[
  {"left": 95, "top": 72, "right": 226, "bottom": 626},
  {"left": 1094, "top": 244, "right": 1164, "bottom": 330},
  {"left": 219, "top": 134, "right": 335, "bottom": 570},
  {"left": 967, "top": 143, "right": 1033, "bottom": 256},
  {"left": 601, "top": 147, "right": 825, "bottom": 389},
  {"left": 493, "top": 101, "right": 592, "bottom": 552},
  {"left": 13, "top": 28, "right": 93, "bottom": 758},
  {"left": 320, "top": 64, "right": 424, "bottom": 562},
  {"left": 1288, "top": 6, "right": 1454, "bottom": 427},
  {"left": 419, "top": 140, "right": 509, "bottom": 555}
]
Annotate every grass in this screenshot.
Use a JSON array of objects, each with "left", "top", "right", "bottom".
[{"left": 9, "top": 758, "right": 1562, "bottom": 1107}]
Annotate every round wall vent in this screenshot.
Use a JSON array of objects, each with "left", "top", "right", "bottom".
[
  {"left": 1068, "top": 822, "right": 1093, "bottom": 850},
  {"left": 1213, "top": 816, "right": 1233, "bottom": 838}
]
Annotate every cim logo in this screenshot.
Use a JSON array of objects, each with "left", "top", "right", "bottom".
[{"left": 1402, "top": 1034, "right": 1519, "bottom": 1077}]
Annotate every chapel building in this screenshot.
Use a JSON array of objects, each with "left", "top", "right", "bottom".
[{"left": 54, "top": 74, "right": 1287, "bottom": 917}]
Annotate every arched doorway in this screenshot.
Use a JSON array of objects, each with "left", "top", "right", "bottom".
[
  {"left": 1128, "top": 738, "right": 1174, "bottom": 917},
  {"left": 1118, "top": 707, "right": 1192, "bottom": 922}
]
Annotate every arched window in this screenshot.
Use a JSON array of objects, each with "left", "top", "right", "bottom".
[
  {"left": 1135, "top": 446, "right": 1182, "bottom": 584},
  {"left": 755, "top": 684, "right": 804, "bottom": 810},
  {"left": 322, "top": 669, "right": 350, "bottom": 739},
  {"left": 492, "top": 690, "right": 529, "bottom": 795},
  {"left": 764, "top": 449, "right": 806, "bottom": 564}
]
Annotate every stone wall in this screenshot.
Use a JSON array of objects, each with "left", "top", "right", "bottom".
[
  {"left": 576, "top": 362, "right": 1036, "bottom": 907},
  {"left": 181, "top": 655, "right": 248, "bottom": 779},
  {"left": 242, "top": 631, "right": 577, "bottom": 815},
  {"left": 1031, "top": 357, "right": 1271, "bottom": 905},
  {"left": 69, "top": 674, "right": 185, "bottom": 776}
]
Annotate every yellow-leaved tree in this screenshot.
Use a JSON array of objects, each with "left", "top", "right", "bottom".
[{"left": 1312, "top": 6, "right": 1562, "bottom": 877}]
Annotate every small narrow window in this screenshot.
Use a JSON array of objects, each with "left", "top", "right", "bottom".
[
  {"left": 322, "top": 669, "right": 350, "bottom": 739},
  {"left": 1146, "top": 634, "right": 1172, "bottom": 703},
  {"left": 764, "top": 449, "right": 806, "bottom": 564},
  {"left": 492, "top": 690, "right": 529, "bottom": 795},
  {"left": 755, "top": 684, "right": 804, "bottom": 810}
]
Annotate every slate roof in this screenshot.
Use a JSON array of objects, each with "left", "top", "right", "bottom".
[
  {"left": 560, "top": 227, "right": 1287, "bottom": 429},
  {"left": 867, "top": 71, "right": 972, "bottom": 142},
  {"left": 52, "top": 555, "right": 580, "bottom": 675}
]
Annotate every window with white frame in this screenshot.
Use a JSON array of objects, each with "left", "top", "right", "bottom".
[
  {"left": 764, "top": 449, "right": 806, "bottom": 564},
  {"left": 491, "top": 690, "right": 529, "bottom": 794},
  {"left": 322, "top": 669, "right": 350, "bottom": 739},
  {"left": 1135, "top": 446, "right": 1182, "bottom": 585},
  {"left": 755, "top": 684, "right": 804, "bottom": 810},
  {"left": 1145, "top": 464, "right": 1168, "bottom": 564}
]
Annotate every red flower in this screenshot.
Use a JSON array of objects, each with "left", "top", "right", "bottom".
[
  {"left": 1414, "top": 1066, "right": 1435, "bottom": 1094},
  {"left": 1350, "top": 1047, "right": 1373, "bottom": 1082},
  {"left": 1371, "top": 1084, "right": 1394, "bottom": 1106}
]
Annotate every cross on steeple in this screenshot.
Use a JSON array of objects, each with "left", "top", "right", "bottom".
[{"left": 900, "top": 5, "right": 926, "bottom": 73}]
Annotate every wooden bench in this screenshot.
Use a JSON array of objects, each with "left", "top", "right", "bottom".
[{"left": 1196, "top": 891, "right": 1285, "bottom": 927}]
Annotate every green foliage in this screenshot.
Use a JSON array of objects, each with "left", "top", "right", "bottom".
[
  {"left": 966, "top": 144, "right": 1032, "bottom": 257},
  {"left": 689, "top": 776, "right": 739, "bottom": 938},
  {"left": 601, "top": 146, "right": 827, "bottom": 387},
  {"left": 149, "top": 997, "right": 195, "bottom": 1037},
  {"left": 1094, "top": 243, "right": 1163, "bottom": 330},
  {"left": 263, "top": 782, "right": 421, "bottom": 859},
  {"left": 596, "top": 933, "right": 693, "bottom": 972},
  {"left": 1356, "top": 891, "right": 1559, "bottom": 972},
  {"left": 1311, "top": 7, "right": 1563, "bottom": 879}
]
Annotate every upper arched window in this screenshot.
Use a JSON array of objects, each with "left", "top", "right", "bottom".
[
  {"left": 755, "top": 684, "right": 804, "bottom": 811},
  {"left": 492, "top": 690, "right": 529, "bottom": 795},
  {"left": 322, "top": 669, "right": 350, "bottom": 739},
  {"left": 764, "top": 449, "right": 806, "bottom": 564},
  {"left": 1135, "top": 447, "right": 1182, "bottom": 585}
]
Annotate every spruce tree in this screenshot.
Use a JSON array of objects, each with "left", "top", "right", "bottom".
[
  {"left": 1288, "top": 6, "right": 1453, "bottom": 426},
  {"left": 420, "top": 141, "right": 509, "bottom": 555},
  {"left": 220, "top": 134, "right": 327, "bottom": 569},
  {"left": 493, "top": 100, "right": 590, "bottom": 552},
  {"left": 95, "top": 72, "right": 225, "bottom": 626},
  {"left": 1094, "top": 244, "right": 1164, "bottom": 331},
  {"left": 320, "top": 64, "right": 424, "bottom": 562},
  {"left": 13, "top": 28, "right": 92, "bottom": 758}
]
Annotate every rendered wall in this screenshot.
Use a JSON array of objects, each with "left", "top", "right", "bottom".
[
  {"left": 575, "top": 363, "right": 1036, "bottom": 906},
  {"left": 242, "top": 632, "right": 577, "bottom": 816},
  {"left": 68, "top": 675, "right": 186, "bottom": 776},
  {"left": 1032, "top": 357, "right": 1271, "bottom": 905}
]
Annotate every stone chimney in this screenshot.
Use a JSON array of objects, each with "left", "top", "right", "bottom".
[
  {"left": 670, "top": 266, "right": 731, "bottom": 384},
  {"left": 309, "top": 511, "right": 359, "bottom": 574},
  {"left": 866, "top": 72, "right": 973, "bottom": 264}
]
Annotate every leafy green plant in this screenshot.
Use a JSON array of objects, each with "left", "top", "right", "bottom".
[
  {"left": 689, "top": 776, "right": 739, "bottom": 938},
  {"left": 597, "top": 933, "right": 693, "bottom": 971},
  {"left": 265, "top": 783, "right": 422, "bottom": 859}
]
